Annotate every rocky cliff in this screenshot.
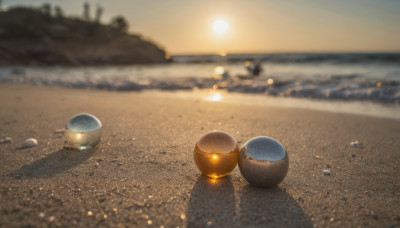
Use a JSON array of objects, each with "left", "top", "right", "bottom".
[{"left": 0, "top": 7, "right": 169, "bottom": 66}]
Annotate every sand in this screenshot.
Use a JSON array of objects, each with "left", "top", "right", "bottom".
[{"left": 0, "top": 84, "right": 399, "bottom": 227}]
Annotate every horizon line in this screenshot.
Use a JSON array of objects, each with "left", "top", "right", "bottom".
[{"left": 170, "top": 50, "right": 400, "bottom": 56}]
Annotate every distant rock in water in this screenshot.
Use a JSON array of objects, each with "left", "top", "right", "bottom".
[{"left": 0, "top": 7, "right": 169, "bottom": 66}]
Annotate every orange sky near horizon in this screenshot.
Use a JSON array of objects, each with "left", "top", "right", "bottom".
[{"left": 4, "top": 0, "right": 400, "bottom": 54}]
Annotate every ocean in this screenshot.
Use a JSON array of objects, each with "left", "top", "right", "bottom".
[{"left": 1, "top": 53, "right": 399, "bottom": 103}]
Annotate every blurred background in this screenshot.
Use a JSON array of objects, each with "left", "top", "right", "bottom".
[{"left": 0, "top": 0, "right": 399, "bottom": 103}]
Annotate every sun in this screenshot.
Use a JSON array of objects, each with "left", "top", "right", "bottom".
[{"left": 212, "top": 19, "right": 228, "bottom": 34}]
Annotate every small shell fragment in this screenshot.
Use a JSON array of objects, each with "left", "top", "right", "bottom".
[
  {"left": 22, "top": 138, "right": 38, "bottom": 148},
  {"left": 350, "top": 141, "right": 361, "bottom": 148},
  {"left": 0, "top": 137, "right": 13, "bottom": 144},
  {"left": 323, "top": 170, "right": 331, "bottom": 176},
  {"left": 54, "top": 128, "right": 65, "bottom": 134}
]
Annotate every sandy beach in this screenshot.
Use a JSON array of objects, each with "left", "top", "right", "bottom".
[{"left": 0, "top": 83, "right": 399, "bottom": 227}]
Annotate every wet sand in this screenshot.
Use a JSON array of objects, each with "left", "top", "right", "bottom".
[{"left": 0, "top": 84, "right": 399, "bottom": 227}]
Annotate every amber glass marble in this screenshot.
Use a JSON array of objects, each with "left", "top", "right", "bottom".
[{"left": 194, "top": 131, "right": 239, "bottom": 178}]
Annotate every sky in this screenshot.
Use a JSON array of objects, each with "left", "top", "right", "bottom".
[{"left": 2, "top": 0, "right": 400, "bottom": 54}]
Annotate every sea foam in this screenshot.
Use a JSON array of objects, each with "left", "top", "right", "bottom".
[{"left": 0, "top": 62, "right": 399, "bottom": 103}]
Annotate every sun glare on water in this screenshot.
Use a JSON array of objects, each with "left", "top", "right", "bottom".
[
  {"left": 212, "top": 19, "right": 228, "bottom": 34},
  {"left": 215, "top": 66, "right": 225, "bottom": 75},
  {"left": 205, "top": 91, "right": 223, "bottom": 102},
  {"left": 208, "top": 92, "right": 222, "bottom": 102}
]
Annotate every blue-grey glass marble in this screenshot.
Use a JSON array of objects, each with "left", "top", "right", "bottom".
[{"left": 238, "top": 136, "right": 289, "bottom": 187}]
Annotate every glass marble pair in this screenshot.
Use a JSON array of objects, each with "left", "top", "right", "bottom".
[{"left": 194, "top": 131, "right": 289, "bottom": 187}]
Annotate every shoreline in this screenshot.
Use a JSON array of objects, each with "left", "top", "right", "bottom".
[
  {"left": 0, "top": 84, "right": 399, "bottom": 227},
  {"left": 1, "top": 62, "right": 400, "bottom": 104},
  {"left": 1, "top": 82, "right": 400, "bottom": 119},
  {"left": 155, "top": 89, "right": 400, "bottom": 120}
]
